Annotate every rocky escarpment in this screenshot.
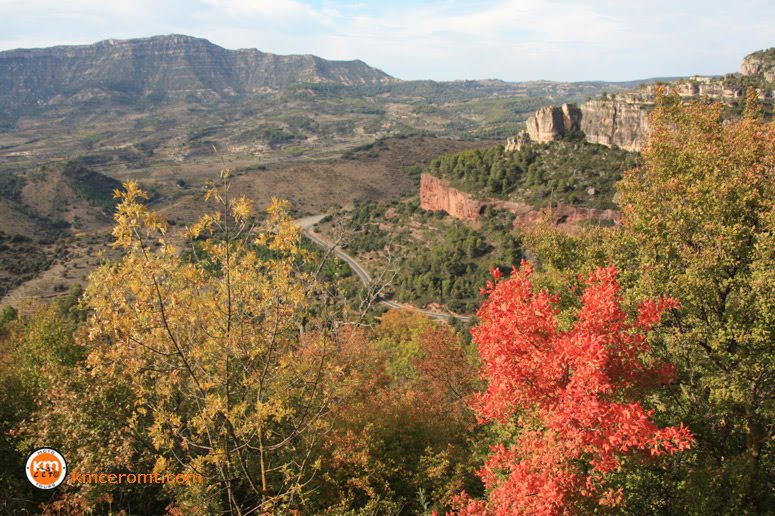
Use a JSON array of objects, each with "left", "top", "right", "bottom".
[
  {"left": 420, "top": 173, "right": 618, "bottom": 232},
  {"left": 741, "top": 48, "right": 775, "bottom": 83},
  {"left": 580, "top": 99, "right": 651, "bottom": 151},
  {"left": 420, "top": 173, "right": 484, "bottom": 227},
  {"left": 675, "top": 77, "right": 746, "bottom": 100},
  {"left": 0, "top": 34, "right": 395, "bottom": 108},
  {"left": 525, "top": 104, "right": 582, "bottom": 143},
  {"left": 511, "top": 48, "right": 775, "bottom": 153},
  {"left": 515, "top": 77, "right": 766, "bottom": 152},
  {"left": 515, "top": 98, "right": 650, "bottom": 152}
]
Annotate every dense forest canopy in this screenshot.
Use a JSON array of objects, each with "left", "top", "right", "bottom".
[{"left": 428, "top": 138, "right": 639, "bottom": 209}]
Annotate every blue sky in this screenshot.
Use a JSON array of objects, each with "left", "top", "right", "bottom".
[{"left": 0, "top": 0, "right": 772, "bottom": 81}]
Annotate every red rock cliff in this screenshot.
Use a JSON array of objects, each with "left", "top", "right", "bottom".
[
  {"left": 420, "top": 173, "right": 485, "bottom": 228},
  {"left": 420, "top": 173, "right": 619, "bottom": 233}
]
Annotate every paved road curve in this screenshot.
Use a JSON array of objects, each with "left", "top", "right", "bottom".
[{"left": 295, "top": 215, "right": 473, "bottom": 323}]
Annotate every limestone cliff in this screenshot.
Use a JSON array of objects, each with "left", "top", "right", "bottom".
[
  {"left": 525, "top": 104, "right": 582, "bottom": 143},
  {"left": 505, "top": 131, "right": 530, "bottom": 152},
  {"left": 741, "top": 48, "right": 775, "bottom": 83},
  {"left": 516, "top": 49, "right": 775, "bottom": 153},
  {"left": 523, "top": 99, "right": 650, "bottom": 152},
  {"left": 420, "top": 173, "right": 618, "bottom": 232},
  {"left": 579, "top": 99, "right": 650, "bottom": 152}
]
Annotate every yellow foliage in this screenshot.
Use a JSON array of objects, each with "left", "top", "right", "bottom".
[{"left": 56, "top": 180, "right": 338, "bottom": 513}]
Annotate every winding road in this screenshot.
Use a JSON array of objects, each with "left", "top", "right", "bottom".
[{"left": 295, "top": 215, "right": 473, "bottom": 323}]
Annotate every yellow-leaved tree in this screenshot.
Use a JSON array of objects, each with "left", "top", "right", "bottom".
[{"left": 31, "top": 175, "right": 341, "bottom": 514}]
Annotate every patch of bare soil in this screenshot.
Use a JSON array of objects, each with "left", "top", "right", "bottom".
[{"left": 228, "top": 136, "right": 498, "bottom": 216}]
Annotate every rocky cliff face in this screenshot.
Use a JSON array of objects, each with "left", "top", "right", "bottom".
[
  {"left": 504, "top": 201, "right": 619, "bottom": 231},
  {"left": 0, "top": 34, "right": 395, "bottom": 108},
  {"left": 580, "top": 99, "right": 650, "bottom": 151},
  {"left": 517, "top": 49, "right": 775, "bottom": 153},
  {"left": 420, "top": 174, "right": 484, "bottom": 227},
  {"left": 505, "top": 131, "right": 531, "bottom": 152},
  {"left": 420, "top": 173, "right": 618, "bottom": 232},
  {"left": 523, "top": 99, "right": 650, "bottom": 152},
  {"left": 741, "top": 49, "right": 775, "bottom": 83},
  {"left": 675, "top": 78, "right": 745, "bottom": 100},
  {"left": 525, "top": 104, "right": 582, "bottom": 143}
]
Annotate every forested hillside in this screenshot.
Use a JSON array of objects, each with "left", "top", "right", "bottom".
[{"left": 427, "top": 137, "right": 639, "bottom": 208}]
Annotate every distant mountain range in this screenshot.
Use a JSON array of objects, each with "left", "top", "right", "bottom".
[
  {"left": 0, "top": 34, "right": 685, "bottom": 111},
  {"left": 0, "top": 34, "right": 396, "bottom": 109}
]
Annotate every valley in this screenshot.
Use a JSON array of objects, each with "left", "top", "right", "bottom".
[
  {"left": 0, "top": 36, "right": 772, "bottom": 310},
  {"left": 0, "top": 35, "right": 673, "bottom": 307}
]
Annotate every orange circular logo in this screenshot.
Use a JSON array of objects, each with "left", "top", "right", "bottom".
[{"left": 25, "top": 448, "right": 67, "bottom": 489}]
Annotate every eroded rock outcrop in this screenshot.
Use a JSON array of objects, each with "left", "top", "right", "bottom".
[
  {"left": 505, "top": 130, "right": 531, "bottom": 152},
  {"left": 580, "top": 99, "right": 650, "bottom": 152},
  {"left": 509, "top": 203, "right": 619, "bottom": 231},
  {"left": 420, "top": 173, "right": 619, "bottom": 233},
  {"left": 515, "top": 50, "right": 774, "bottom": 153},
  {"left": 526, "top": 104, "right": 582, "bottom": 143},
  {"left": 522, "top": 99, "right": 649, "bottom": 152},
  {"left": 420, "top": 174, "right": 484, "bottom": 228},
  {"left": 741, "top": 50, "right": 775, "bottom": 83},
  {"left": 676, "top": 77, "right": 745, "bottom": 100}
]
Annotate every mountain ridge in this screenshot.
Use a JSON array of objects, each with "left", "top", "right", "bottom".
[
  {"left": 0, "top": 34, "right": 396, "bottom": 109},
  {"left": 0, "top": 34, "right": 700, "bottom": 112}
]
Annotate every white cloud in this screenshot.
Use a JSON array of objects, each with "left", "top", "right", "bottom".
[
  {"left": 0, "top": 0, "right": 164, "bottom": 19},
  {"left": 255, "top": 0, "right": 628, "bottom": 79},
  {"left": 200, "top": 0, "right": 320, "bottom": 19}
]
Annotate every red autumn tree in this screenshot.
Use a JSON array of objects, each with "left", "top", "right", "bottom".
[{"left": 460, "top": 264, "right": 693, "bottom": 515}]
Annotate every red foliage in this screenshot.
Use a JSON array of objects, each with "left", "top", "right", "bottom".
[{"left": 463, "top": 263, "right": 693, "bottom": 515}]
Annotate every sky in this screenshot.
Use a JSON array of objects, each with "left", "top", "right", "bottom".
[{"left": 0, "top": 0, "right": 772, "bottom": 82}]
